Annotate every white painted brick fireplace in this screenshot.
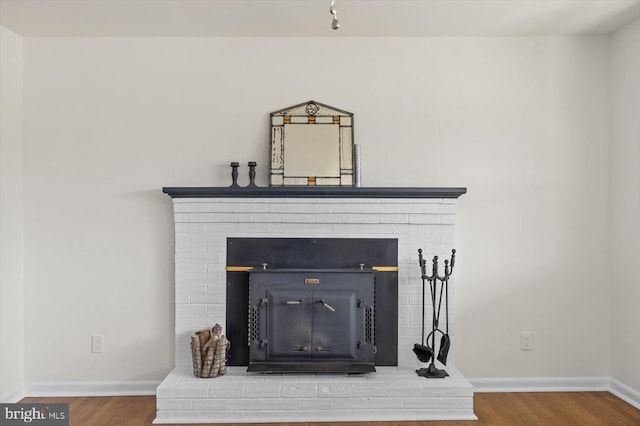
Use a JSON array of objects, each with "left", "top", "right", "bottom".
[{"left": 156, "top": 188, "right": 475, "bottom": 423}]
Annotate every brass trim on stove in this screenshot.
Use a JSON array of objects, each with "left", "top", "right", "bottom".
[
  {"left": 371, "top": 266, "right": 398, "bottom": 272},
  {"left": 226, "top": 266, "right": 253, "bottom": 272}
]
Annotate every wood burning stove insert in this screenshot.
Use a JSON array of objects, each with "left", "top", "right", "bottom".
[
  {"left": 225, "top": 237, "right": 398, "bottom": 372},
  {"left": 247, "top": 269, "right": 376, "bottom": 373}
]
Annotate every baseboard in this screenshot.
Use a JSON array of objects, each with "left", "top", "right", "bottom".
[
  {"left": 25, "top": 380, "right": 160, "bottom": 397},
  {"left": 469, "top": 376, "right": 610, "bottom": 393},
  {"left": 609, "top": 378, "right": 640, "bottom": 410},
  {"left": 19, "top": 376, "right": 640, "bottom": 410},
  {"left": 1, "top": 387, "right": 26, "bottom": 403}
]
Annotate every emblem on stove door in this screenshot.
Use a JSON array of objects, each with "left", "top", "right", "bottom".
[{"left": 304, "top": 278, "right": 320, "bottom": 284}]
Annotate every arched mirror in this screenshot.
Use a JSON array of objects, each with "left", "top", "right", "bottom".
[{"left": 269, "top": 101, "right": 354, "bottom": 186}]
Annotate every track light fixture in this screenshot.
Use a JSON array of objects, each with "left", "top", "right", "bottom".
[{"left": 330, "top": 0, "right": 339, "bottom": 30}]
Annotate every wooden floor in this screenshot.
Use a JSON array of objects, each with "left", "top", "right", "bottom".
[{"left": 20, "top": 392, "right": 640, "bottom": 426}]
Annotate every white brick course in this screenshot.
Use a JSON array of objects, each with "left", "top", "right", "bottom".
[
  {"left": 333, "top": 397, "right": 368, "bottom": 409},
  {"left": 158, "top": 196, "right": 474, "bottom": 423},
  {"left": 190, "top": 400, "right": 227, "bottom": 410}
]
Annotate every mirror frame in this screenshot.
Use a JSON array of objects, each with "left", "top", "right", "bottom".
[{"left": 269, "top": 100, "right": 354, "bottom": 186}]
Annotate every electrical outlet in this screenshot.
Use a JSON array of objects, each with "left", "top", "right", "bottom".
[
  {"left": 521, "top": 331, "right": 533, "bottom": 351},
  {"left": 91, "top": 335, "right": 104, "bottom": 353}
]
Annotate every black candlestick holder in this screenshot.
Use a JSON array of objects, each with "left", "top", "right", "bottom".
[
  {"left": 247, "top": 161, "right": 257, "bottom": 187},
  {"left": 229, "top": 162, "right": 239, "bottom": 187}
]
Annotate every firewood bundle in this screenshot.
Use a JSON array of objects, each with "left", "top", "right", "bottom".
[{"left": 190, "top": 323, "right": 230, "bottom": 378}]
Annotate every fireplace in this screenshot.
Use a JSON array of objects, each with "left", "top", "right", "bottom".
[
  {"left": 248, "top": 268, "right": 376, "bottom": 373},
  {"left": 225, "top": 237, "right": 398, "bottom": 371},
  {"left": 157, "top": 186, "right": 475, "bottom": 424}
]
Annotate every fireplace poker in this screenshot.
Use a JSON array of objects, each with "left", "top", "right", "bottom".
[{"left": 437, "top": 252, "right": 455, "bottom": 365}]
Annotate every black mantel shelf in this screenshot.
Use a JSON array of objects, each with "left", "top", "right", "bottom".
[{"left": 162, "top": 186, "right": 467, "bottom": 199}]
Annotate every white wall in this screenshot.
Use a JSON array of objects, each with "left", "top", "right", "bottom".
[
  {"left": 21, "top": 36, "right": 610, "bottom": 383},
  {"left": 0, "top": 25, "right": 24, "bottom": 402},
  {"left": 611, "top": 18, "right": 640, "bottom": 395}
]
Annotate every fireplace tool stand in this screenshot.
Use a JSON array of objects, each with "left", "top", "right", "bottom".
[{"left": 415, "top": 249, "right": 456, "bottom": 379}]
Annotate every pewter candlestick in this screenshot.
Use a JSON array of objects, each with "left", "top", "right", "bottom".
[
  {"left": 247, "top": 161, "right": 257, "bottom": 187},
  {"left": 229, "top": 162, "right": 239, "bottom": 187}
]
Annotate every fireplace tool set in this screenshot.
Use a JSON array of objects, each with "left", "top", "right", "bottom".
[{"left": 414, "top": 248, "right": 456, "bottom": 379}]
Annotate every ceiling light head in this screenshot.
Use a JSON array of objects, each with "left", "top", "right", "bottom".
[{"left": 330, "top": 0, "right": 340, "bottom": 30}]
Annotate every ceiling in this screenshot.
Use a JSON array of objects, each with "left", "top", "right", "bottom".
[{"left": 1, "top": 0, "right": 639, "bottom": 37}]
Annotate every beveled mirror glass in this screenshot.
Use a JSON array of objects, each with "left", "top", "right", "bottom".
[{"left": 270, "top": 101, "right": 354, "bottom": 186}]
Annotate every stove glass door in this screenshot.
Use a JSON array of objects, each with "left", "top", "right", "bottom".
[
  {"left": 267, "top": 289, "right": 313, "bottom": 360},
  {"left": 266, "top": 289, "right": 359, "bottom": 361},
  {"left": 312, "top": 291, "right": 358, "bottom": 360}
]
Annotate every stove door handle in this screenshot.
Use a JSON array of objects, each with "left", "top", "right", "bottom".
[
  {"left": 318, "top": 300, "right": 336, "bottom": 312},
  {"left": 286, "top": 300, "right": 303, "bottom": 305}
]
